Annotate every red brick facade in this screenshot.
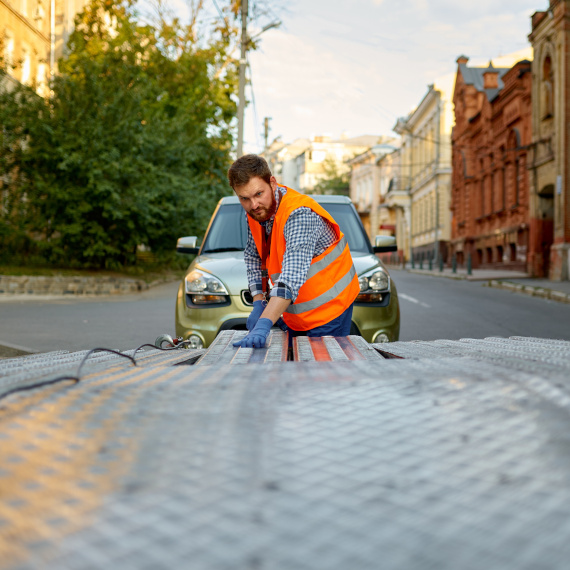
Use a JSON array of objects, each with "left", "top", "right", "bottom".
[{"left": 450, "top": 58, "right": 533, "bottom": 271}]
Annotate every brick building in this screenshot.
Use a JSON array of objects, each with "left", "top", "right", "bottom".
[
  {"left": 450, "top": 57, "right": 533, "bottom": 271},
  {"left": 528, "top": 0, "right": 570, "bottom": 280}
]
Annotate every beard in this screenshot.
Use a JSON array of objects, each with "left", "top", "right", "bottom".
[{"left": 247, "top": 193, "right": 277, "bottom": 223}]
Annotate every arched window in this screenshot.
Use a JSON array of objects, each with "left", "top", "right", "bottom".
[
  {"left": 507, "top": 130, "right": 521, "bottom": 207},
  {"left": 479, "top": 159, "right": 485, "bottom": 217},
  {"left": 542, "top": 55, "right": 554, "bottom": 119}
]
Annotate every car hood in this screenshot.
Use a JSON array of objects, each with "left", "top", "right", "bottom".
[{"left": 188, "top": 251, "right": 389, "bottom": 295}]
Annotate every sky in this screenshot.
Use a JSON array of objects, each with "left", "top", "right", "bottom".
[{"left": 168, "top": 0, "right": 544, "bottom": 153}]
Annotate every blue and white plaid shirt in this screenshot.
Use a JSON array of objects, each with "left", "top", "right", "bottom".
[{"left": 244, "top": 185, "right": 337, "bottom": 302}]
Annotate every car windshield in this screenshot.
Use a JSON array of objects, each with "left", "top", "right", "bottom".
[{"left": 201, "top": 201, "right": 372, "bottom": 254}]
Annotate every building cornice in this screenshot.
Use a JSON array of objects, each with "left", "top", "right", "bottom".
[
  {"left": 0, "top": 0, "right": 50, "bottom": 44},
  {"left": 406, "top": 86, "right": 441, "bottom": 130}
]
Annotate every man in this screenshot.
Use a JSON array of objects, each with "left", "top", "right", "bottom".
[{"left": 228, "top": 154, "right": 360, "bottom": 349}]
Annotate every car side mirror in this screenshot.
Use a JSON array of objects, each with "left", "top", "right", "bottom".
[
  {"left": 176, "top": 236, "right": 200, "bottom": 255},
  {"left": 373, "top": 235, "right": 397, "bottom": 253}
]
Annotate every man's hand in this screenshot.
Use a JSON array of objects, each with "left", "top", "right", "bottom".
[
  {"left": 233, "top": 318, "right": 272, "bottom": 348},
  {"left": 247, "top": 299, "right": 266, "bottom": 331}
]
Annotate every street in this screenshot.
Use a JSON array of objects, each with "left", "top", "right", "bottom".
[
  {"left": 0, "top": 281, "right": 180, "bottom": 354},
  {"left": 390, "top": 269, "right": 570, "bottom": 342},
  {"left": 1, "top": 271, "right": 570, "bottom": 355}
]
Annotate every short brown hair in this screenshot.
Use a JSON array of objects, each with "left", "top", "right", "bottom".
[{"left": 227, "top": 154, "right": 272, "bottom": 189}]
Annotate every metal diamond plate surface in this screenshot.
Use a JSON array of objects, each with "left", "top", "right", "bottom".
[
  {"left": 1, "top": 337, "right": 570, "bottom": 569},
  {"left": 195, "top": 330, "right": 289, "bottom": 366}
]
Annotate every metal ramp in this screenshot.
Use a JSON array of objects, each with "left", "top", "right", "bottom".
[
  {"left": 193, "top": 330, "right": 384, "bottom": 365},
  {"left": 1, "top": 336, "right": 570, "bottom": 569}
]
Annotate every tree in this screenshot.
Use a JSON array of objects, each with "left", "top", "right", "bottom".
[
  {"left": 0, "top": 0, "right": 240, "bottom": 268},
  {"left": 312, "top": 157, "right": 350, "bottom": 196}
]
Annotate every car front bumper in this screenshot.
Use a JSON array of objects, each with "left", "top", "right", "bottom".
[{"left": 175, "top": 282, "right": 400, "bottom": 348}]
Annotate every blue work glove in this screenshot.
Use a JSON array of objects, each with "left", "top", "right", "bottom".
[
  {"left": 247, "top": 299, "right": 266, "bottom": 331},
  {"left": 233, "top": 318, "right": 272, "bottom": 348}
]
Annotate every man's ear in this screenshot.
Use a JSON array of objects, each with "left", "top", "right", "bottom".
[{"left": 270, "top": 176, "right": 277, "bottom": 190}]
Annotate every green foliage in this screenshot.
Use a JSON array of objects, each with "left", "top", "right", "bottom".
[
  {"left": 0, "top": 0, "right": 239, "bottom": 269},
  {"left": 312, "top": 157, "right": 350, "bottom": 196}
]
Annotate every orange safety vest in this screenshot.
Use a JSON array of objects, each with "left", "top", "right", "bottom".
[{"left": 248, "top": 186, "right": 360, "bottom": 331}]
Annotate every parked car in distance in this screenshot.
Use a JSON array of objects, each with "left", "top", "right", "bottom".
[{"left": 175, "top": 195, "right": 400, "bottom": 348}]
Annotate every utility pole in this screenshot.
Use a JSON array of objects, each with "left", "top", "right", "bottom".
[
  {"left": 236, "top": 0, "right": 248, "bottom": 158},
  {"left": 263, "top": 117, "right": 271, "bottom": 152}
]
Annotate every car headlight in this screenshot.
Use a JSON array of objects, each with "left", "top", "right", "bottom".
[
  {"left": 357, "top": 268, "right": 390, "bottom": 302},
  {"left": 185, "top": 270, "right": 228, "bottom": 305}
]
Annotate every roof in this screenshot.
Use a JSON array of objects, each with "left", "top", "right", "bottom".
[{"left": 457, "top": 61, "right": 511, "bottom": 101}]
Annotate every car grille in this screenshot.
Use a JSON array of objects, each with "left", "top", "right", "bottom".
[{"left": 241, "top": 290, "right": 253, "bottom": 306}]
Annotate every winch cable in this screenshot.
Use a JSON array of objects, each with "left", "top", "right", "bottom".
[{"left": 0, "top": 341, "right": 193, "bottom": 402}]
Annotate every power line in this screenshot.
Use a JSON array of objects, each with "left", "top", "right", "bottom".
[
  {"left": 211, "top": 0, "right": 225, "bottom": 21},
  {"left": 246, "top": 57, "right": 262, "bottom": 151}
]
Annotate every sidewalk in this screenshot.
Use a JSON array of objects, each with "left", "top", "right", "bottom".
[{"left": 387, "top": 263, "right": 570, "bottom": 304}]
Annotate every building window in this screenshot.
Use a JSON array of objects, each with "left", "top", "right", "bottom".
[
  {"left": 36, "top": 62, "right": 47, "bottom": 96},
  {"left": 4, "top": 30, "right": 15, "bottom": 75},
  {"left": 479, "top": 159, "right": 485, "bottom": 217},
  {"left": 542, "top": 55, "right": 554, "bottom": 120},
  {"left": 514, "top": 158, "right": 520, "bottom": 206},
  {"left": 490, "top": 154, "right": 495, "bottom": 212},
  {"left": 501, "top": 167, "right": 506, "bottom": 211},
  {"left": 312, "top": 150, "right": 326, "bottom": 163},
  {"left": 21, "top": 44, "right": 31, "bottom": 84},
  {"left": 21, "top": 0, "right": 29, "bottom": 17},
  {"left": 33, "top": 0, "right": 46, "bottom": 29}
]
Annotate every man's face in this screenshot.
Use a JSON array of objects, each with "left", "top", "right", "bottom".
[{"left": 235, "top": 176, "right": 277, "bottom": 223}]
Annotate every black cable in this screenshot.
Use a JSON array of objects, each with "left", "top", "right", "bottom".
[
  {"left": 0, "top": 376, "right": 80, "bottom": 401},
  {"left": 133, "top": 340, "right": 192, "bottom": 354},
  {"left": 75, "top": 348, "right": 137, "bottom": 378},
  {"left": 0, "top": 342, "right": 195, "bottom": 403}
]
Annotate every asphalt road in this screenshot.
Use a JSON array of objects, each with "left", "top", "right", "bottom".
[
  {"left": 390, "top": 269, "right": 570, "bottom": 342},
  {"left": 0, "top": 281, "right": 180, "bottom": 355},
  {"left": 1, "top": 271, "right": 570, "bottom": 356}
]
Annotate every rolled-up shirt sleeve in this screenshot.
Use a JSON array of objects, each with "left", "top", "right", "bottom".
[
  {"left": 243, "top": 223, "right": 264, "bottom": 297},
  {"left": 270, "top": 208, "right": 328, "bottom": 303}
]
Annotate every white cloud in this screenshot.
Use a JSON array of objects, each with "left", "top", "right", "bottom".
[{"left": 243, "top": 0, "right": 540, "bottom": 152}]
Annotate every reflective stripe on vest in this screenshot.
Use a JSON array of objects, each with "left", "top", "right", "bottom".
[
  {"left": 286, "top": 264, "right": 356, "bottom": 315},
  {"left": 304, "top": 235, "right": 348, "bottom": 281}
]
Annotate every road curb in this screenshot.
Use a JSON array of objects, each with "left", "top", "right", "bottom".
[
  {"left": 0, "top": 275, "right": 177, "bottom": 297},
  {"left": 486, "top": 279, "right": 570, "bottom": 304},
  {"left": 386, "top": 266, "right": 570, "bottom": 305}
]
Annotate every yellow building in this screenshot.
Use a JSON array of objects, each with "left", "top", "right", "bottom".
[
  {"left": 347, "top": 140, "right": 400, "bottom": 238},
  {"left": 1, "top": 0, "right": 88, "bottom": 95},
  {"left": 297, "top": 134, "right": 381, "bottom": 193},
  {"left": 393, "top": 75, "right": 454, "bottom": 265},
  {"left": 380, "top": 148, "right": 410, "bottom": 264}
]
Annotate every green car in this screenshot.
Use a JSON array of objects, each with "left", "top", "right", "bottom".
[{"left": 175, "top": 195, "right": 400, "bottom": 348}]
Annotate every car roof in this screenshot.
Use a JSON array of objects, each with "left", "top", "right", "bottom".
[{"left": 219, "top": 194, "right": 353, "bottom": 205}]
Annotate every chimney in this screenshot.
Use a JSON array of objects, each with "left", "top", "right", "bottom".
[
  {"left": 456, "top": 55, "right": 469, "bottom": 65},
  {"left": 483, "top": 61, "right": 499, "bottom": 89}
]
